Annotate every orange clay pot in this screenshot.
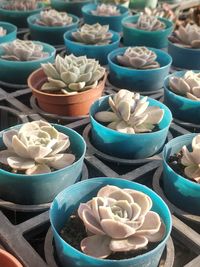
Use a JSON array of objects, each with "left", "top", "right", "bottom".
[
  {"left": 28, "top": 68, "right": 107, "bottom": 116},
  {"left": 0, "top": 249, "right": 23, "bottom": 267}
]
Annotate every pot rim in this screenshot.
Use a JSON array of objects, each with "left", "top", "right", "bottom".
[
  {"left": 0, "top": 249, "right": 23, "bottom": 267},
  {"left": 168, "top": 39, "right": 200, "bottom": 51},
  {"left": 0, "top": 21, "right": 17, "bottom": 33}
]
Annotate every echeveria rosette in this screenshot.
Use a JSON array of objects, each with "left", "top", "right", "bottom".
[
  {"left": 36, "top": 9, "right": 73, "bottom": 27},
  {"left": 2, "top": 0, "right": 38, "bottom": 10},
  {"left": 72, "top": 23, "right": 113, "bottom": 45},
  {"left": 0, "top": 120, "right": 75, "bottom": 175},
  {"left": 0, "top": 27, "right": 6, "bottom": 37},
  {"left": 181, "top": 135, "right": 200, "bottom": 183},
  {"left": 91, "top": 4, "right": 120, "bottom": 17},
  {"left": 117, "top": 47, "right": 160, "bottom": 70},
  {"left": 169, "top": 71, "right": 200, "bottom": 101},
  {"left": 78, "top": 185, "right": 165, "bottom": 259},
  {"left": 95, "top": 89, "right": 164, "bottom": 134}
]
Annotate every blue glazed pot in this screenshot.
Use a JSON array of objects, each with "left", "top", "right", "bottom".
[
  {"left": 90, "top": 95, "right": 172, "bottom": 159},
  {"left": 162, "top": 134, "right": 200, "bottom": 215},
  {"left": 27, "top": 13, "right": 79, "bottom": 46},
  {"left": 168, "top": 40, "right": 200, "bottom": 70},
  {"left": 82, "top": 4, "right": 129, "bottom": 32},
  {"left": 50, "top": 177, "right": 172, "bottom": 267},
  {"left": 0, "top": 22, "right": 17, "bottom": 44},
  {"left": 108, "top": 47, "right": 172, "bottom": 92},
  {"left": 51, "top": 0, "right": 92, "bottom": 17},
  {"left": 0, "top": 41, "right": 56, "bottom": 85},
  {"left": 164, "top": 71, "right": 200, "bottom": 124},
  {"left": 0, "top": 124, "right": 86, "bottom": 205},
  {"left": 122, "top": 15, "right": 174, "bottom": 48},
  {"left": 0, "top": 3, "right": 44, "bottom": 28},
  {"left": 64, "top": 29, "right": 120, "bottom": 65}
]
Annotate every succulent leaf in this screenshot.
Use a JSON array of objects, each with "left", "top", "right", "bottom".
[
  {"left": 91, "top": 4, "right": 120, "bottom": 16},
  {"left": 2, "top": 0, "right": 38, "bottom": 10}
]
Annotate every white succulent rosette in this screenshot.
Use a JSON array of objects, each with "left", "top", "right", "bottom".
[
  {"left": 78, "top": 185, "right": 165, "bottom": 258},
  {"left": 2, "top": 0, "right": 38, "bottom": 10},
  {"left": 72, "top": 23, "right": 113, "bottom": 45},
  {"left": 117, "top": 47, "right": 160, "bottom": 70},
  {"left": 0, "top": 120, "right": 75, "bottom": 175},
  {"left": 95, "top": 89, "right": 164, "bottom": 134},
  {"left": 91, "top": 4, "right": 121, "bottom": 17},
  {"left": 0, "top": 27, "right": 7, "bottom": 37},
  {"left": 169, "top": 71, "right": 200, "bottom": 101},
  {"left": 181, "top": 134, "right": 200, "bottom": 183}
]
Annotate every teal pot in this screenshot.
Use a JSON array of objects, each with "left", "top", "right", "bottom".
[
  {"left": 122, "top": 15, "right": 174, "bottom": 49},
  {"left": 51, "top": 0, "right": 92, "bottom": 17},
  {"left": 162, "top": 134, "right": 200, "bottom": 215},
  {"left": 82, "top": 4, "right": 129, "bottom": 32},
  {"left": 0, "top": 22, "right": 17, "bottom": 44},
  {"left": 64, "top": 29, "right": 120, "bottom": 65},
  {"left": 108, "top": 47, "right": 172, "bottom": 92},
  {"left": 168, "top": 40, "right": 200, "bottom": 70},
  {"left": 27, "top": 13, "right": 79, "bottom": 46},
  {"left": 164, "top": 71, "right": 200, "bottom": 124},
  {"left": 90, "top": 95, "right": 172, "bottom": 159},
  {"left": 0, "top": 3, "right": 44, "bottom": 28},
  {"left": 129, "top": 0, "right": 158, "bottom": 9},
  {"left": 0, "top": 124, "right": 86, "bottom": 205},
  {"left": 0, "top": 41, "right": 55, "bottom": 85},
  {"left": 50, "top": 177, "right": 172, "bottom": 267}
]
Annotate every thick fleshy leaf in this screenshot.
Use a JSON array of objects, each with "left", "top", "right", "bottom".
[
  {"left": 41, "top": 63, "right": 60, "bottom": 80},
  {"left": 68, "top": 82, "right": 86, "bottom": 91},
  {"left": 7, "top": 156, "right": 35, "bottom": 170},
  {"left": 78, "top": 203, "right": 91, "bottom": 221},
  {"left": 169, "top": 77, "right": 182, "bottom": 94},
  {"left": 95, "top": 111, "right": 119, "bottom": 122},
  {"left": 110, "top": 236, "right": 148, "bottom": 252},
  {"left": 49, "top": 153, "right": 75, "bottom": 169},
  {"left": 81, "top": 235, "right": 111, "bottom": 259},
  {"left": 28, "top": 145, "right": 52, "bottom": 159},
  {"left": 186, "top": 92, "right": 200, "bottom": 101},
  {"left": 136, "top": 211, "right": 161, "bottom": 235},
  {"left": 99, "top": 206, "right": 114, "bottom": 220},
  {"left": 97, "top": 185, "right": 119, "bottom": 198},
  {"left": 3, "top": 130, "right": 18, "bottom": 149},
  {"left": 145, "top": 107, "right": 164, "bottom": 124},
  {"left": 91, "top": 197, "right": 105, "bottom": 223},
  {"left": 114, "top": 200, "right": 133, "bottom": 219},
  {"left": 118, "top": 101, "right": 131, "bottom": 121},
  {"left": 116, "top": 121, "right": 135, "bottom": 134},
  {"left": 184, "top": 165, "right": 200, "bottom": 180},
  {"left": 0, "top": 150, "right": 16, "bottom": 165},
  {"left": 41, "top": 126, "right": 58, "bottom": 140},
  {"left": 146, "top": 221, "right": 165, "bottom": 242},
  {"left": 81, "top": 208, "right": 105, "bottom": 235},
  {"left": 108, "top": 189, "right": 134, "bottom": 203},
  {"left": 26, "top": 164, "right": 51, "bottom": 175},
  {"left": 61, "top": 71, "right": 77, "bottom": 84},
  {"left": 12, "top": 135, "right": 29, "bottom": 158},
  {"left": 50, "top": 139, "right": 70, "bottom": 155},
  {"left": 181, "top": 145, "right": 195, "bottom": 166}
]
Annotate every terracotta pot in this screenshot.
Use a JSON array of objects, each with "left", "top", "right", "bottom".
[
  {"left": 0, "top": 249, "right": 23, "bottom": 267},
  {"left": 28, "top": 68, "right": 107, "bottom": 116}
]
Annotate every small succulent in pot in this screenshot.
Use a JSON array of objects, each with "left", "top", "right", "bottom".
[
  {"left": 117, "top": 46, "right": 160, "bottom": 70},
  {"left": 0, "top": 120, "right": 75, "bottom": 175},
  {"left": 169, "top": 23, "right": 200, "bottom": 49},
  {"left": 41, "top": 54, "right": 106, "bottom": 95},
  {"left": 0, "top": 39, "right": 49, "bottom": 61},
  {"left": 0, "top": 26, "right": 6, "bottom": 37},
  {"left": 72, "top": 23, "right": 113, "bottom": 45},
  {"left": 126, "top": 14, "right": 166, "bottom": 31},
  {"left": 35, "top": 9, "right": 73, "bottom": 27},
  {"left": 91, "top": 4, "right": 121, "bottom": 16},
  {"left": 95, "top": 89, "right": 164, "bottom": 134},
  {"left": 1, "top": 0, "right": 38, "bottom": 10},
  {"left": 169, "top": 71, "right": 200, "bottom": 101},
  {"left": 78, "top": 185, "right": 165, "bottom": 258}
]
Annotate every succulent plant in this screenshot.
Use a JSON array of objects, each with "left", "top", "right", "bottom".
[
  {"left": 181, "top": 134, "right": 200, "bottom": 183},
  {"left": 1, "top": 0, "right": 38, "bottom": 10},
  {"left": 144, "top": 3, "right": 176, "bottom": 22},
  {"left": 78, "top": 185, "right": 165, "bottom": 258},
  {"left": 169, "top": 23, "right": 200, "bottom": 48},
  {"left": 117, "top": 47, "right": 160, "bottom": 70},
  {"left": 95, "top": 90, "right": 164, "bottom": 134},
  {"left": 126, "top": 14, "right": 165, "bottom": 32},
  {"left": 0, "top": 27, "right": 6, "bottom": 37},
  {"left": 0, "top": 120, "right": 75, "bottom": 175},
  {"left": 169, "top": 71, "right": 200, "bottom": 101},
  {"left": 0, "top": 39, "right": 49, "bottom": 61},
  {"left": 41, "top": 54, "right": 105, "bottom": 95},
  {"left": 91, "top": 4, "right": 121, "bottom": 17},
  {"left": 72, "top": 23, "right": 113, "bottom": 45},
  {"left": 36, "top": 9, "right": 73, "bottom": 27}
]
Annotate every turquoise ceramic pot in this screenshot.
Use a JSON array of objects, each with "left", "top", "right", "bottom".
[
  {"left": 108, "top": 47, "right": 172, "bottom": 91},
  {"left": 168, "top": 40, "right": 200, "bottom": 70},
  {"left": 162, "top": 134, "right": 200, "bottom": 215},
  {"left": 82, "top": 4, "right": 129, "bottom": 32},
  {"left": 50, "top": 177, "right": 172, "bottom": 267},
  {"left": 90, "top": 95, "right": 172, "bottom": 159},
  {"left": 0, "top": 124, "right": 86, "bottom": 205},
  {"left": 64, "top": 29, "right": 120, "bottom": 65},
  {"left": 0, "top": 41, "right": 56, "bottom": 85},
  {"left": 27, "top": 13, "right": 79, "bottom": 45},
  {"left": 0, "top": 3, "right": 44, "bottom": 28},
  {"left": 0, "top": 22, "right": 17, "bottom": 44},
  {"left": 122, "top": 15, "right": 174, "bottom": 48},
  {"left": 51, "top": 0, "right": 92, "bottom": 17},
  {"left": 164, "top": 71, "right": 200, "bottom": 124}
]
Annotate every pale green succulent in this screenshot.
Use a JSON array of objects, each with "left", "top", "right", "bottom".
[
  {"left": 0, "top": 27, "right": 6, "bottom": 37},
  {"left": 91, "top": 4, "right": 121, "bottom": 16},
  {"left": 2, "top": 0, "right": 38, "bottom": 10},
  {"left": 36, "top": 9, "right": 73, "bottom": 27},
  {"left": 72, "top": 23, "right": 113, "bottom": 45},
  {"left": 95, "top": 89, "right": 164, "bottom": 134},
  {"left": 0, "top": 120, "right": 75, "bottom": 175},
  {"left": 41, "top": 54, "right": 106, "bottom": 95},
  {"left": 0, "top": 39, "right": 49, "bottom": 61}
]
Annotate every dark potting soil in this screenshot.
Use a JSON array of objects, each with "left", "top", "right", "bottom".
[{"left": 60, "top": 213, "right": 159, "bottom": 260}]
